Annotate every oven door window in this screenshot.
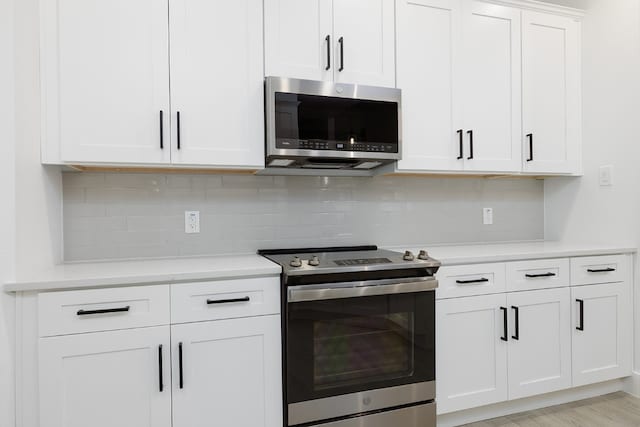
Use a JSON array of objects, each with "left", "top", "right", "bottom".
[{"left": 287, "top": 292, "right": 435, "bottom": 403}]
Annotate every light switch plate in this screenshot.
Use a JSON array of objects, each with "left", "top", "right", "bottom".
[
  {"left": 185, "top": 211, "right": 200, "bottom": 233},
  {"left": 599, "top": 165, "right": 613, "bottom": 186},
  {"left": 483, "top": 208, "right": 493, "bottom": 225}
]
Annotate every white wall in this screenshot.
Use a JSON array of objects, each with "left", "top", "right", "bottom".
[{"left": 0, "top": 0, "right": 17, "bottom": 423}]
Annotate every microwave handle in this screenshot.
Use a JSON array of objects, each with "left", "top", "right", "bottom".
[{"left": 288, "top": 278, "right": 437, "bottom": 303}]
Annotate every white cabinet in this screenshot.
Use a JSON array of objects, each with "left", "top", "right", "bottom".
[
  {"left": 396, "top": 0, "right": 521, "bottom": 173},
  {"left": 506, "top": 288, "right": 572, "bottom": 400},
  {"left": 571, "top": 283, "right": 632, "bottom": 386},
  {"left": 41, "top": 0, "right": 171, "bottom": 164},
  {"left": 264, "top": 0, "right": 396, "bottom": 87},
  {"left": 171, "top": 316, "right": 282, "bottom": 427},
  {"left": 169, "top": 0, "right": 264, "bottom": 168},
  {"left": 39, "top": 327, "right": 171, "bottom": 427},
  {"left": 522, "top": 11, "right": 581, "bottom": 174},
  {"left": 436, "top": 294, "right": 508, "bottom": 414}
]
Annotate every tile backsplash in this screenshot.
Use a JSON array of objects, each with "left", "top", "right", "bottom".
[{"left": 63, "top": 173, "right": 544, "bottom": 262}]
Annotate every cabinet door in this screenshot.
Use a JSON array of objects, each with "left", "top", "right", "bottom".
[
  {"left": 333, "top": 0, "right": 396, "bottom": 87},
  {"left": 41, "top": 0, "right": 170, "bottom": 164},
  {"left": 507, "top": 288, "right": 571, "bottom": 400},
  {"left": 522, "top": 11, "right": 581, "bottom": 174},
  {"left": 462, "top": 1, "right": 521, "bottom": 173},
  {"left": 171, "top": 315, "right": 282, "bottom": 427},
  {"left": 571, "top": 283, "right": 632, "bottom": 386},
  {"left": 39, "top": 327, "right": 171, "bottom": 427},
  {"left": 169, "top": 0, "right": 264, "bottom": 168},
  {"left": 436, "top": 294, "right": 508, "bottom": 414},
  {"left": 264, "top": 0, "right": 333, "bottom": 81},
  {"left": 396, "top": 0, "right": 464, "bottom": 172}
]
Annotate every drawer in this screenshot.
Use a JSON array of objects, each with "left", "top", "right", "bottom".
[
  {"left": 38, "top": 285, "right": 170, "bottom": 337},
  {"left": 571, "top": 255, "right": 629, "bottom": 286},
  {"left": 436, "top": 263, "right": 506, "bottom": 299},
  {"left": 171, "top": 277, "right": 280, "bottom": 323},
  {"left": 506, "top": 258, "right": 570, "bottom": 292}
]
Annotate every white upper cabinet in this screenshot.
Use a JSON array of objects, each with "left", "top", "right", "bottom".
[
  {"left": 396, "top": 0, "right": 464, "bottom": 172},
  {"left": 264, "top": 0, "right": 396, "bottom": 87},
  {"left": 41, "top": 0, "right": 171, "bottom": 164},
  {"left": 462, "top": 1, "right": 522, "bottom": 173},
  {"left": 169, "top": 0, "right": 264, "bottom": 168},
  {"left": 522, "top": 11, "right": 581, "bottom": 174}
]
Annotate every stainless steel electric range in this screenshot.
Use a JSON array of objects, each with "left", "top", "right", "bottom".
[{"left": 259, "top": 245, "right": 441, "bottom": 427}]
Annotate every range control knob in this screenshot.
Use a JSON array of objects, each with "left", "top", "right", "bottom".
[
  {"left": 403, "top": 251, "right": 415, "bottom": 261},
  {"left": 418, "top": 250, "right": 430, "bottom": 260},
  {"left": 290, "top": 256, "right": 302, "bottom": 268},
  {"left": 308, "top": 255, "right": 320, "bottom": 267}
]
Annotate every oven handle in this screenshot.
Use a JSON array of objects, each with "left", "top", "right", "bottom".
[{"left": 288, "top": 277, "right": 438, "bottom": 303}]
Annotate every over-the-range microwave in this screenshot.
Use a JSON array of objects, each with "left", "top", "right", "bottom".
[{"left": 262, "top": 76, "right": 402, "bottom": 175}]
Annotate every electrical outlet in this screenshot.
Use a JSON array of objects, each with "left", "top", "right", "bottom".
[
  {"left": 599, "top": 165, "right": 613, "bottom": 186},
  {"left": 185, "top": 211, "right": 200, "bottom": 234},
  {"left": 483, "top": 208, "right": 494, "bottom": 225}
]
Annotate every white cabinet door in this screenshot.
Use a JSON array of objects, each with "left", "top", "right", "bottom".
[
  {"left": 171, "top": 315, "right": 282, "bottom": 427},
  {"left": 507, "top": 288, "right": 571, "bottom": 400},
  {"left": 436, "top": 294, "right": 508, "bottom": 414},
  {"left": 169, "top": 0, "right": 264, "bottom": 168},
  {"left": 39, "top": 327, "right": 171, "bottom": 427},
  {"left": 571, "top": 283, "right": 632, "bottom": 387},
  {"left": 396, "top": 0, "right": 464, "bottom": 172},
  {"left": 42, "top": 0, "right": 171, "bottom": 164},
  {"left": 522, "top": 11, "right": 581, "bottom": 174},
  {"left": 462, "top": 1, "right": 521, "bottom": 173},
  {"left": 333, "top": 0, "right": 396, "bottom": 87}
]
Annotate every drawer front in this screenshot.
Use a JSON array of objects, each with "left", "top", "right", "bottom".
[
  {"left": 171, "top": 277, "right": 280, "bottom": 323},
  {"left": 506, "top": 258, "right": 570, "bottom": 292},
  {"left": 436, "top": 263, "right": 506, "bottom": 299},
  {"left": 38, "top": 285, "right": 170, "bottom": 337},
  {"left": 571, "top": 255, "right": 629, "bottom": 286}
]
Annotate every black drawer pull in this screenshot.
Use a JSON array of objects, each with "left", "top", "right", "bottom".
[
  {"left": 457, "top": 129, "right": 464, "bottom": 159},
  {"left": 511, "top": 306, "right": 520, "bottom": 340},
  {"left": 158, "top": 345, "right": 164, "bottom": 392},
  {"left": 179, "top": 342, "right": 184, "bottom": 389},
  {"left": 338, "top": 36, "right": 344, "bottom": 72},
  {"left": 325, "top": 34, "right": 331, "bottom": 70},
  {"left": 587, "top": 268, "right": 616, "bottom": 273},
  {"left": 500, "top": 307, "right": 508, "bottom": 342},
  {"left": 525, "top": 272, "right": 556, "bottom": 278},
  {"left": 159, "top": 110, "right": 164, "bottom": 149},
  {"left": 467, "top": 130, "right": 474, "bottom": 160},
  {"left": 456, "top": 278, "right": 489, "bottom": 284},
  {"left": 526, "top": 133, "right": 533, "bottom": 161},
  {"left": 206, "top": 296, "right": 250, "bottom": 305},
  {"left": 576, "top": 299, "right": 584, "bottom": 331},
  {"left": 77, "top": 306, "right": 130, "bottom": 316}
]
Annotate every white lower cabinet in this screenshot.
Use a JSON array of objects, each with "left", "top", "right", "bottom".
[
  {"left": 571, "top": 283, "right": 632, "bottom": 386},
  {"left": 39, "top": 326, "right": 172, "bottom": 427},
  {"left": 171, "top": 316, "right": 282, "bottom": 427},
  {"left": 506, "top": 288, "right": 571, "bottom": 400}
]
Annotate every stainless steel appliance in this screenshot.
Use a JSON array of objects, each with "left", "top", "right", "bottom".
[
  {"left": 258, "top": 245, "right": 440, "bottom": 427},
  {"left": 263, "top": 77, "right": 401, "bottom": 174}
]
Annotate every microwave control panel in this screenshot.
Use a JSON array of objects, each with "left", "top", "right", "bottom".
[{"left": 276, "top": 139, "right": 398, "bottom": 153}]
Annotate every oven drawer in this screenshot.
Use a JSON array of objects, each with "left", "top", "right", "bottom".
[
  {"left": 171, "top": 277, "right": 280, "bottom": 323},
  {"left": 506, "top": 258, "right": 570, "bottom": 292},
  {"left": 38, "top": 285, "right": 170, "bottom": 337},
  {"left": 310, "top": 402, "right": 436, "bottom": 427},
  {"left": 436, "top": 263, "right": 506, "bottom": 299},
  {"left": 571, "top": 255, "right": 629, "bottom": 286}
]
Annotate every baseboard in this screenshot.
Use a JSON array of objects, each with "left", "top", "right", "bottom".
[{"left": 437, "top": 379, "right": 628, "bottom": 427}]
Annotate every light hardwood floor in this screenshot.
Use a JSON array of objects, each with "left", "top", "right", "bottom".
[{"left": 463, "top": 392, "right": 640, "bottom": 427}]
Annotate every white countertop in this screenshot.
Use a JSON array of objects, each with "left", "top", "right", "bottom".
[{"left": 5, "top": 241, "right": 636, "bottom": 293}]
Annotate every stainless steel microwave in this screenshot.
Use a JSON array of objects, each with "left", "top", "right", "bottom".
[{"left": 263, "top": 77, "right": 401, "bottom": 173}]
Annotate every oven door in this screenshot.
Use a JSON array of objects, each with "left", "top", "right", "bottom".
[{"left": 286, "top": 278, "right": 436, "bottom": 426}]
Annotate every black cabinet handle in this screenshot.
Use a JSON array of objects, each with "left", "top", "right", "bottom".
[
  {"left": 457, "top": 129, "right": 464, "bottom": 159},
  {"left": 158, "top": 345, "right": 164, "bottom": 392},
  {"left": 77, "top": 306, "right": 130, "bottom": 316},
  {"left": 526, "top": 133, "right": 533, "bottom": 161},
  {"left": 525, "top": 272, "right": 556, "bottom": 278},
  {"left": 576, "top": 299, "right": 584, "bottom": 331},
  {"left": 179, "top": 342, "right": 184, "bottom": 389},
  {"left": 325, "top": 35, "right": 331, "bottom": 70},
  {"left": 159, "top": 110, "right": 164, "bottom": 149},
  {"left": 587, "top": 268, "right": 616, "bottom": 273},
  {"left": 207, "top": 296, "right": 250, "bottom": 305},
  {"left": 467, "top": 130, "right": 474, "bottom": 159},
  {"left": 177, "top": 111, "right": 181, "bottom": 150},
  {"left": 511, "top": 306, "right": 519, "bottom": 340},
  {"left": 338, "top": 37, "right": 344, "bottom": 72},
  {"left": 500, "top": 307, "right": 508, "bottom": 342},
  {"left": 456, "top": 278, "right": 489, "bottom": 284}
]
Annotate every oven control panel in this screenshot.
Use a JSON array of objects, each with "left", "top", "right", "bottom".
[{"left": 333, "top": 258, "right": 392, "bottom": 266}]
